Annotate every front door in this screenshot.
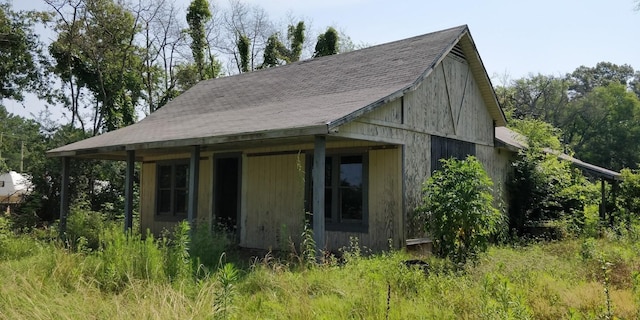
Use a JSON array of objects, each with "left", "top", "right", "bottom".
[{"left": 214, "top": 155, "right": 241, "bottom": 238}]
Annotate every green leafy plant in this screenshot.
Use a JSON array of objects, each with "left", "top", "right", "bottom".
[
  {"left": 417, "top": 156, "right": 503, "bottom": 266},
  {"left": 214, "top": 262, "right": 239, "bottom": 319}
]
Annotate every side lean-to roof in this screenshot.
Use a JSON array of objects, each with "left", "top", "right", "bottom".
[
  {"left": 495, "top": 127, "right": 621, "bottom": 181},
  {"left": 48, "top": 25, "right": 506, "bottom": 158}
]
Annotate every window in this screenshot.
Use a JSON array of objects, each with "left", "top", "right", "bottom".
[
  {"left": 156, "top": 161, "right": 189, "bottom": 218},
  {"left": 307, "top": 152, "right": 368, "bottom": 232},
  {"left": 431, "top": 135, "right": 476, "bottom": 172},
  {"left": 0, "top": 181, "right": 4, "bottom": 187}
]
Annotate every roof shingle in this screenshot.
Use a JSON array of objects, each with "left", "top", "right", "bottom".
[{"left": 49, "top": 25, "right": 500, "bottom": 156}]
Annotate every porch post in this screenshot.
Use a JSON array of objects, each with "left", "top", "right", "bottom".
[
  {"left": 59, "top": 156, "right": 70, "bottom": 238},
  {"left": 188, "top": 145, "right": 200, "bottom": 229},
  {"left": 124, "top": 150, "right": 135, "bottom": 233},
  {"left": 313, "top": 136, "right": 326, "bottom": 253},
  {"left": 600, "top": 179, "right": 606, "bottom": 224}
]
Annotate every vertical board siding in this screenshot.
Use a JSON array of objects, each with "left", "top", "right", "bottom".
[
  {"left": 243, "top": 153, "right": 306, "bottom": 249},
  {"left": 325, "top": 148, "right": 402, "bottom": 251},
  {"left": 476, "top": 145, "right": 513, "bottom": 210},
  {"left": 337, "top": 53, "right": 505, "bottom": 241},
  {"left": 362, "top": 98, "right": 403, "bottom": 124}
]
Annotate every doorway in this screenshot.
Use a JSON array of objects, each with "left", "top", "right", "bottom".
[{"left": 214, "top": 155, "right": 241, "bottom": 237}]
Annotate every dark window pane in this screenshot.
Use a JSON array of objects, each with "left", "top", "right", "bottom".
[
  {"left": 158, "top": 165, "right": 172, "bottom": 188},
  {"left": 175, "top": 164, "right": 189, "bottom": 188},
  {"left": 340, "top": 156, "right": 362, "bottom": 188},
  {"left": 324, "top": 188, "right": 332, "bottom": 219},
  {"left": 340, "top": 156, "right": 363, "bottom": 221},
  {"left": 175, "top": 189, "right": 188, "bottom": 214},
  {"left": 341, "top": 186, "right": 363, "bottom": 220},
  {"left": 157, "top": 190, "right": 171, "bottom": 213}
]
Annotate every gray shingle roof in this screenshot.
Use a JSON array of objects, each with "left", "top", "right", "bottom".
[{"left": 49, "top": 25, "right": 504, "bottom": 157}]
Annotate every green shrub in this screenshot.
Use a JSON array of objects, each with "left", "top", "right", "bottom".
[
  {"left": 189, "top": 222, "right": 231, "bottom": 274},
  {"left": 618, "top": 168, "right": 640, "bottom": 226},
  {"left": 66, "top": 201, "right": 107, "bottom": 250},
  {"left": 417, "top": 156, "right": 503, "bottom": 266},
  {"left": 507, "top": 120, "right": 599, "bottom": 237}
]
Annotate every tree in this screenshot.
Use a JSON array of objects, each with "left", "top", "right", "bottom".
[
  {"left": 236, "top": 34, "right": 250, "bottom": 73},
  {"left": 498, "top": 74, "right": 571, "bottom": 126},
  {"left": 260, "top": 33, "right": 283, "bottom": 68},
  {"left": 0, "top": 3, "right": 51, "bottom": 102},
  {"left": 48, "top": 0, "right": 145, "bottom": 134},
  {"left": 218, "top": 0, "right": 274, "bottom": 73},
  {"left": 568, "top": 62, "right": 637, "bottom": 98},
  {"left": 567, "top": 83, "right": 640, "bottom": 171},
  {"left": 137, "top": 0, "right": 189, "bottom": 113},
  {"left": 0, "top": 106, "right": 42, "bottom": 173},
  {"left": 186, "top": 0, "right": 211, "bottom": 81},
  {"left": 313, "top": 27, "right": 339, "bottom": 57},
  {"left": 283, "top": 21, "right": 305, "bottom": 62}
]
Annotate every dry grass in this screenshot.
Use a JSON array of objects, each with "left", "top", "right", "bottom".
[{"left": 1, "top": 229, "right": 639, "bottom": 319}]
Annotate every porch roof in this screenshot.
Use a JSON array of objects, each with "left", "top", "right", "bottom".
[
  {"left": 495, "top": 127, "right": 621, "bottom": 181},
  {"left": 48, "top": 25, "right": 506, "bottom": 158}
]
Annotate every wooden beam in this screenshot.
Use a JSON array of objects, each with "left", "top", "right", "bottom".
[
  {"left": 59, "top": 157, "right": 70, "bottom": 239},
  {"left": 124, "top": 150, "right": 135, "bottom": 233},
  {"left": 600, "top": 179, "right": 606, "bottom": 223},
  {"left": 312, "top": 136, "right": 326, "bottom": 254},
  {"left": 188, "top": 145, "right": 200, "bottom": 229}
]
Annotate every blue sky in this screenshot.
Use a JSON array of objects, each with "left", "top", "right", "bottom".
[{"left": 6, "top": 0, "right": 640, "bottom": 121}]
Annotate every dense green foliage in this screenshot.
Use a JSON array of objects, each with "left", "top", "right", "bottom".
[
  {"left": 617, "top": 169, "right": 640, "bottom": 226},
  {"left": 237, "top": 34, "right": 251, "bottom": 73},
  {"left": 498, "top": 62, "right": 640, "bottom": 172},
  {"left": 507, "top": 119, "right": 599, "bottom": 236},
  {"left": 0, "top": 3, "right": 51, "bottom": 102},
  {"left": 186, "top": 0, "right": 212, "bottom": 80},
  {"left": 314, "top": 27, "right": 339, "bottom": 57},
  {"left": 417, "top": 157, "right": 503, "bottom": 265}
]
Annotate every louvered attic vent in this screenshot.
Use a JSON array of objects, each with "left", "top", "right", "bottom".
[{"left": 450, "top": 43, "right": 466, "bottom": 62}]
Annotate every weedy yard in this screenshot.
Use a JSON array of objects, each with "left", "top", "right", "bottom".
[{"left": 1, "top": 215, "right": 639, "bottom": 320}]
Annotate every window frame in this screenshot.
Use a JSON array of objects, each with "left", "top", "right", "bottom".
[
  {"left": 155, "top": 159, "right": 190, "bottom": 221},
  {"left": 306, "top": 151, "right": 369, "bottom": 233}
]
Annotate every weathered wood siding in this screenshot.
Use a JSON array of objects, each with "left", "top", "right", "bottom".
[
  {"left": 238, "top": 141, "right": 402, "bottom": 251},
  {"left": 325, "top": 147, "right": 403, "bottom": 250},
  {"left": 139, "top": 154, "right": 211, "bottom": 235},
  {"left": 337, "top": 53, "right": 504, "bottom": 239},
  {"left": 476, "top": 145, "right": 515, "bottom": 210},
  {"left": 241, "top": 153, "right": 306, "bottom": 249}
]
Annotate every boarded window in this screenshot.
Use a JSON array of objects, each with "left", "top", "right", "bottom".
[
  {"left": 156, "top": 161, "right": 189, "bottom": 218},
  {"left": 431, "top": 135, "right": 476, "bottom": 172}
]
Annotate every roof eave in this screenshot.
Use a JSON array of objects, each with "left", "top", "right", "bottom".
[
  {"left": 47, "top": 124, "right": 329, "bottom": 159},
  {"left": 328, "top": 26, "right": 508, "bottom": 130}
]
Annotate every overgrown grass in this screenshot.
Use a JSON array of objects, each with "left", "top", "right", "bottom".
[{"left": 1, "top": 213, "right": 639, "bottom": 319}]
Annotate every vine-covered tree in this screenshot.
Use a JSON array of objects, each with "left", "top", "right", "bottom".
[
  {"left": 237, "top": 34, "right": 250, "bottom": 73},
  {"left": 186, "top": 0, "right": 211, "bottom": 81},
  {"left": 313, "top": 27, "right": 339, "bottom": 57}
]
